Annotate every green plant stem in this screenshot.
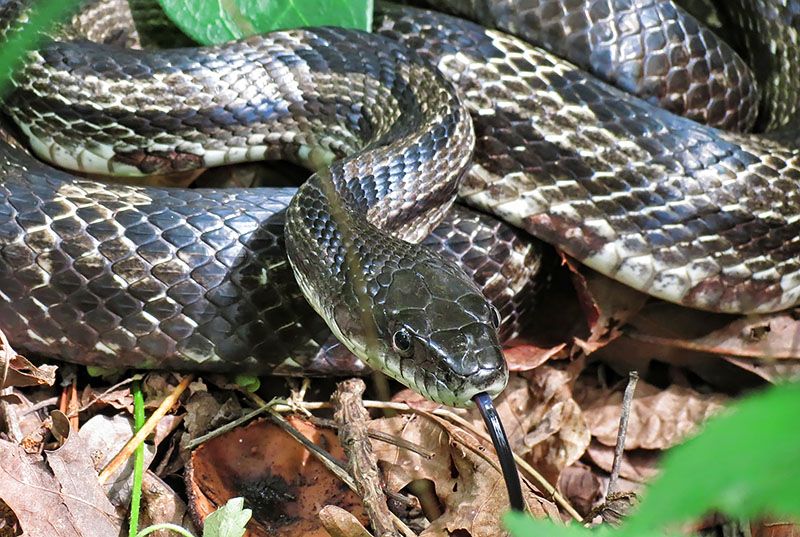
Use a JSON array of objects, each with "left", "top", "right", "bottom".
[{"left": 128, "top": 380, "right": 146, "bottom": 537}]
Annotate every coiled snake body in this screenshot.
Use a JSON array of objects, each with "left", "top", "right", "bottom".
[{"left": 0, "top": 0, "right": 799, "bottom": 405}]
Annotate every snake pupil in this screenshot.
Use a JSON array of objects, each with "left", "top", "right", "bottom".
[{"left": 392, "top": 328, "right": 414, "bottom": 357}]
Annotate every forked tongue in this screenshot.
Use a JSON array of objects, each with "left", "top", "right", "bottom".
[{"left": 474, "top": 392, "right": 525, "bottom": 512}]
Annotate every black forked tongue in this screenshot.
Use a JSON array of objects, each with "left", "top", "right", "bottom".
[{"left": 474, "top": 392, "right": 525, "bottom": 512}]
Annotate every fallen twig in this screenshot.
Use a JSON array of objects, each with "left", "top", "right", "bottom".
[{"left": 98, "top": 374, "right": 193, "bottom": 485}]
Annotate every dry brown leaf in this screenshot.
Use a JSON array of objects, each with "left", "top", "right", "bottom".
[
  {"left": 562, "top": 257, "right": 648, "bottom": 354},
  {"left": 0, "top": 329, "right": 56, "bottom": 389},
  {"left": 584, "top": 440, "right": 661, "bottom": 482},
  {"left": 629, "top": 308, "right": 800, "bottom": 359},
  {"left": 78, "top": 414, "right": 156, "bottom": 506},
  {"left": 0, "top": 433, "right": 121, "bottom": 536},
  {"left": 556, "top": 463, "right": 602, "bottom": 516},
  {"left": 139, "top": 471, "right": 197, "bottom": 537},
  {"left": 516, "top": 368, "right": 591, "bottom": 484},
  {"left": 721, "top": 356, "right": 800, "bottom": 383},
  {"left": 183, "top": 390, "right": 242, "bottom": 441},
  {"left": 395, "top": 368, "right": 591, "bottom": 486},
  {"left": 575, "top": 379, "right": 727, "bottom": 449},
  {"left": 79, "top": 385, "right": 133, "bottom": 412},
  {"left": 371, "top": 410, "right": 559, "bottom": 537},
  {"left": 504, "top": 343, "right": 567, "bottom": 371},
  {"left": 318, "top": 505, "right": 373, "bottom": 537}
]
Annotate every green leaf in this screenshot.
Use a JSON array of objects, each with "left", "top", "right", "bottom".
[
  {"left": 202, "top": 497, "right": 252, "bottom": 537},
  {"left": 234, "top": 375, "right": 260, "bottom": 392},
  {"left": 625, "top": 381, "right": 800, "bottom": 532},
  {"left": 506, "top": 382, "right": 800, "bottom": 537},
  {"left": 156, "top": 0, "right": 373, "bottom": 45},
  {"left": 505, "top": 512, "right": 605, "bottom": 537}
]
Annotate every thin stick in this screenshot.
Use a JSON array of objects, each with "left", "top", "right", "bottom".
[
  {"left": 607, "top": 371, "right": 639, "bottom": 497},
  {"left": 185, "top": 400, "right": 272, "bottom": 450},
  {"left": 309, "top": 416, "right": 435, "bottom": 459},
  {"left": 98, "top": 375, "right": 193, "bottom": 485}
]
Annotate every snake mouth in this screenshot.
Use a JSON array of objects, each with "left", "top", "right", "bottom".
[
  {"left": 428, "top": 363, "right": 509, "bottom": 408},
  {"left": 456, "top": 364, "right": 509, "bottom": 405}
]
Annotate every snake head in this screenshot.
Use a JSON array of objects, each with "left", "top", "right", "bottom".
[{"left": 356, "top": 255, "right": 509, "bottom": 407}]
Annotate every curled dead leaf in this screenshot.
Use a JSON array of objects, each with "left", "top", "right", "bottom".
[
  {"left": 0, "top": 433, "right": 121, "bottom": 536},
  {"left": 628, "top": 307, "right": 800, "bottom": 360},
  {"left": 0, "top": 329, "right": 56, "bottom": 389},
  {"left": 556, "top": 463, "right": 602, "bottom": 516}
]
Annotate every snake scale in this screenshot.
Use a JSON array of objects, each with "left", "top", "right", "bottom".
[{"left": 0, "top": 0, "right": 799, "bottom": 405}]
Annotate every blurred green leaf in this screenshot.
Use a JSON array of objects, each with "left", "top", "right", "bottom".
[
  {"left": 234, "top": 374, "right": 260, "bottom": 392},
  {"left": 0, "top": 0, "right": 80, "bottom": 95},
  {"left": 626, "top": 381, "right": 800, "bottom": 531},
  {"left": 156, "top": 0, "right": 372, "bottom": 45},
  {"left": 506, "top": 382, "right": 800, "bottom": 537}
]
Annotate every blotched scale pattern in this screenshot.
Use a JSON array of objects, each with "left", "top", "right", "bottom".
[
  {"left": 0, "top": 148, "right": 329, "bottom": 372},
  {"left": 723, "top": 0, "right": 800, "bottom": 130},
  {"left": 377, "top": 5, "right": 800, "bottom": 313},
  {"left": 428, "top": 0, "right": 759, "bottom": 131}
]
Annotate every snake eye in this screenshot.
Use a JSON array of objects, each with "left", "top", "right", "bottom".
[
  {"left": 490, "top": 305, "right": 501, "bottom": 329},
  {"left": 392, "top": 327, "right": 414, "bottom": 357}
]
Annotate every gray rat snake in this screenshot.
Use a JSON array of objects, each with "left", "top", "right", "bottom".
[{"left": 0, "top": 0, "right": 799, "bottom": 406}]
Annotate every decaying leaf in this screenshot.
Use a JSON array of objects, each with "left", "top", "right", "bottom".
[
  {"left": 187, "top": 416, "right": 366, "bottom": 537},
  {"left": 0, "top": 432, "right": 121, "bottom": 536},
  {"left": 563, "top": 257, "right": 649, "bottom": 354},
  {"left": 628, "top": 307, "right": 800, "bottom": 359},
  {"left": 318, "top": 505, "right": 373, "bottom": 537},
  {"left": 183, "top": 389, "right": 243, "bottom": 441},
  {"left": 140, "top": 471, "right": 198, "bottom": 537},
  {"left": 78, "top": 385, "right": 133, "bottom": 412},
  {"left": 504, "top": 343, "right": 567, "bottom": 372},
  {"left": 395, "top": 368, "right": 590, "bottom": 486},
  {"left": 556, "top": 463, "right": 603, "bottom": 516},
  {"left": 575, "top": 379, "right": 727, "bottom": 450},
  {"left": 722, "top": 356, "right": 800, "bottom": 383},
  {"left": 514, "top": 367, "right": 591, "bottom": 484}
]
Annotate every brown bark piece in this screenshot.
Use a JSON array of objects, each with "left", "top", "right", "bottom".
[{"left": 333, "top": 379, "right": 397, "bottom": 537}]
